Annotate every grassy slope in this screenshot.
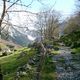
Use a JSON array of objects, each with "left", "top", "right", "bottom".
[
  {"left": 60, "top": 30, "right": 80, "bottom": 47},
  {"left": 60, "top": 30, "right": 80, "bottom": 55},
  {"left": 71, "top": 47, "right": 80, "bottom": 54},
  {"left": 0, "top": 40, "right": 57, "bottom": 80},
  {"left": 0, "top": 39, "right": 21, "bottom": 48},
  {"left": 0, "top": 47, "right": 36, "bottom": 80},
  {"left": 41, "top": 55, "right": 56, "bottom": 80},
  {"left": 0, "top": 47, "right": 57, "bottom": 80}
]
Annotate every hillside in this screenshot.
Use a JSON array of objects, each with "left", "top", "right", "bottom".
[
  {"left": 0, "top": 41, "right": 57, "bottom": 80},
  {"left": 0, "top": 47, "right": 36, "bottom": 80},
  {"left": 60, "top": 30, "right": 80, "bottom": 48},
  {"left": 60, "top": 30, "right": 80, "bottom": 55},
  {"left": 9, "top": 27, "right": 32, "bottom": 46},
  {"left": 0, "top": 39, "right": 22, "bottom": 57},
  {"left": 0, "top": 39, "right": 22, "bottom": 49},
  {"left": 0, "top": 39, "right": 36, "bottom": 80}
]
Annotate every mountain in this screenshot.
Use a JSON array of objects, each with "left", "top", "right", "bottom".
[
  {"left": 9, "top": 27, "right": 32, "bottom": 46},
  {"left": 8, "top": 12, "right": 37, "bottom": 46},
  {"left": 0, "top": 39, "right": 22, "bottom": 49}
]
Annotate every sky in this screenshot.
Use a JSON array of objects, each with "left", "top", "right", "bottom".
[
  {"left": 0, "top": 0, "right": 76, "bottom": 18},
  {"left": 53, "top": 0, "right": 76, "bottom": 16},
  {"left": 0, "top": 0, "right": 76, "bottom": 40},
  {"left": 21, "top": 0, "right": 76, "bottom": 17},
  {"left": 20, "top": 0, "right": 76, "bottom": 40}
]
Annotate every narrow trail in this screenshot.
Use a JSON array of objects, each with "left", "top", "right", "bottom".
[{"left": 53, "top": 46, "right": 80, "bottom": 80}]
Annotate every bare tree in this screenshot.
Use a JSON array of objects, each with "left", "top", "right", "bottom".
[
  {"left": 0, "top": 0, "right": 56, "bottom": 40},
  {"left": 0, "top": 0, "right": 6, "bottom": 38},
  {"left": 35, "top": 10, "right": 60, "bottom": 42},
  {"left": 63, "top": 15, "right": 80, "bottom": 34},
  {"left": 44, "top": 11, "right": 60, "bottom": 40},
  {"left": 0, "top": 0, "right": 23, "bottom": 39},
  {"left": 0, "top": 0, "right": 35, "bottom": 39}
]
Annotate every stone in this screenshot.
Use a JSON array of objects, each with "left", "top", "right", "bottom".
[
  {"left": 2, "top": 52, "right": 7, "bottom": 56},
  {"left": 17, "top": 51, "right": 27, "bottom": 59},
  {"left": 46, "top": 45, "right": 53, "bottom": 49},
  {"left": 26, "top": 64, "right": 32, "bottom": 70}
]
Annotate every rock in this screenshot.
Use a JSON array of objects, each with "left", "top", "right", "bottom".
[
  {"left": 46, "top": 45, "right": 54, "bottom": 49},
  {"left": 17, "top": 51, "right": 27, "bottom": 59},
  {"left": 26, "top": 64, "right": 32, "bottom": 70},
  {"left": 21, "top": 72, "right": 27, "bottom": 76},
  {"left": 18, "top": 67, "right": 26, "bottom": 72},
  {"left": 6, "top": 45, "right": 14, "bottom": 51},
  {"left": 2, "top": 47, "right": 11, "bottom": 53},
  {"left": 0, "top": 47, "right": 12, "bottom": 56},
  {"left": 28, "top": 59, "right": 35, "bottom": 65},
  {"left": 19, "top": 71, "right": 27, "bottom": 76},
  {"left": 2, "top": 52, "right": 7, "bottom": 56},
  {"left": 16, "top": 72, "right": 20, "bottom": 78}
]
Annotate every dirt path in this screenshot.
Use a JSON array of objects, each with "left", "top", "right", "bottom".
[{"left": 53, "top": 46, "right": 80, "bottom": 80}]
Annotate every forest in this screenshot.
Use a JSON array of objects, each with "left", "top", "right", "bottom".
[{"left": 0, "top": 0, "right": 80, "bottom": 80}]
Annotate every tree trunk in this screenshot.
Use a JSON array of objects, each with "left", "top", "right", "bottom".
[
  {"left": 35, "top": 43, "right": 46, "bottom": 80},
  {"left": 0, "top": 0, "right": 6, "bottom": 38}
]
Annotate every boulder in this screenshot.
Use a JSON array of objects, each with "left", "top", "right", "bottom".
[{"left": 17, "top": 51, "right": 27, "bottom": 59}]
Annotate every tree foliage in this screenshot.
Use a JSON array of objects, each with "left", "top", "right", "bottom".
[{"left": 63, "top": 15, "right": 80, "bottom": 34}]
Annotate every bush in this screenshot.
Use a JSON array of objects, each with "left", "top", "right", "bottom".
[
  {"left": 60, "top": 30, "right": 80, "bottom": 48},
  {"left": 54, "top": 47, "right": 59, "bottom": 51},
  {"left": 0, "top": 47, "right": 2, "bottom": 51},
  {"left": 71, "top": 52, "right": 76, "bottom": 54}
]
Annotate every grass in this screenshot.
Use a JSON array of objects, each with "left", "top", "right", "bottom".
[
  {"left": 51, "top": 49, "right": 60, "bottom": 55},
  {"left": 71, "top": 47, "right": 80, "bottom": 54},
  {"left": 0, "top": 47, "right": 36, "bottom": 80},
  {"left": 71, "top": 47, "right": 80, "bottom": 62},
  {"left": 0, "top": 42, "right": 58, "bottom": 80},
  {"left": 0, "top": 43, "right": 7, "bottom": 48},
  {"left": 41, "top": 55, "right": 56, "bottom": 80},
  {"left": 58, "top": 57, "right": 65, "bottom": 63}
]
